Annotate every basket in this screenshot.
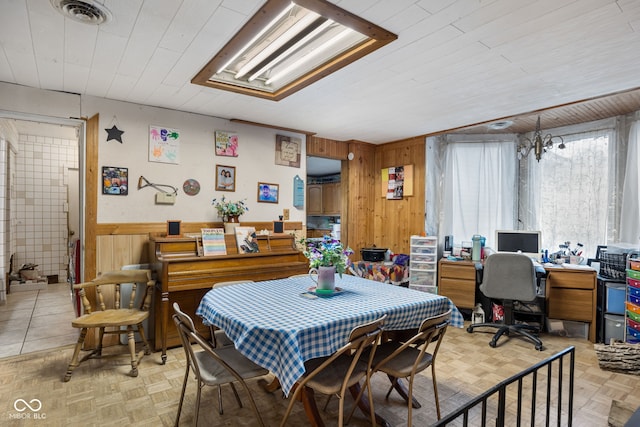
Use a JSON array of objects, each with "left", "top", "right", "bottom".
[{"left": 598, "top": 252, "right": 627, "bottom": 280}]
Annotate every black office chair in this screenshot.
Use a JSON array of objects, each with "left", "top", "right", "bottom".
[{"left": 467, "top": 253, "right": 543, "bottom": 351}]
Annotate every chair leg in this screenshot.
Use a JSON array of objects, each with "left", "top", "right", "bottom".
[
  {"left": 280, "top": 384, "right": 304, "bottom": 427},
  {"left": 432, "top": 364, "right": 441, "bottom": 420},
  {"left": 407, "top": 376, "right": 414, "bottom": 427},
  {"left": 127, "top": 326, "right": 139, "bottom": 377},
  {"left": 174, "top": 364, "right": 190, "bottom": 427},
  {"left": 63, "top": 328, "right": 87, "bottom": 382},
  {"left": 137, "top": 322, "right": 151, "bottom": 355},
  {"left": 195, "top": 382, "right": 203, "bottom": 427},
  {"left": 233, "top": 378, "right": 266, "bottom": 427},
  {"left": 337, "top": 391, "right": 345, "bottom": 427},
  {"left": 230, "top": 382, "right": 243, "bottom": 408},
  {"left": 97, "top": 327, "right": 105, "bottom": 356},
  {"left": 365, "top": 375, "right": 376, "bottom": 426},
  {"left": 216, "top": 385, "right": 224, "bottom": 415}
]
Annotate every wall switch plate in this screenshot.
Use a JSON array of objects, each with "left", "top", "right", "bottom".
[
  {"left": 155, "top": 192, "right": 176, "bottom": 204},
  {"left": 283, "top": 209, "right": 290, "bottom": 220}
]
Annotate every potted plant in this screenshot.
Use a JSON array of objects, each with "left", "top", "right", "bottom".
[
  {"left": 300, "top": 236, "right": 353, "bottom": 292},
  {"left": 212, "top": 196, "right": 248, "bottom": 233}
]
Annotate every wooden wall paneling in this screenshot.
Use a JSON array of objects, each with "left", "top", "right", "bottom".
[
  {"left": 345, "top": 141, "right": 377, "bottom": 259},
  {"left": 84, "top": 114, "right": 99, "bottom": 348},
  {"left": 85, "top": 114, "right": 99, "bottom": 283},
  {"left": 306, "top": 136, "right": 349, "bottom": 159},
  {"left": 374, "top": 137, "right": 426, "bottom": 255}
]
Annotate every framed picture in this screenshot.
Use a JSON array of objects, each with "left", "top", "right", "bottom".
[
  {"left": 102, "top": 166, "right": 128, "bottom": 195},
  {"left": 275, "top": 134, "right": 301, "bottom": 167},
  {"left": 166, "top": 220, "right": 181, "bottom": 237},
  {"left": 235, "top": 226, "right": 260, "bottom": 253},
  {"left": 215, "top": 165, "right": 236, "bottom": 192},
  {"left": 257, "top": 182, "right": 279, "bottom": 203},
  {"left": 149, "top": 125, "right": 180, "bottom": 164},
  {"left": 215, "top": 131, "right": 239, "bottom": 157}
]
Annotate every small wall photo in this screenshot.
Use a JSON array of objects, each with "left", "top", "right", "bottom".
[
  {"left": 257, "top": 182, "right": 278, "bottom": 203},
  {"left": 215, "top": 165, "right": 236, "bottom": 192}
]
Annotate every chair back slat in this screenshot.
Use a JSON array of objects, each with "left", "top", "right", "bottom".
[{"left": 375, "top": 310, "right": 451, "bottom": 375}]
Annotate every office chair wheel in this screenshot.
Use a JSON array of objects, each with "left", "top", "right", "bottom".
[
  {"left": 466, "top": 326, "right": 474, "bottom": 333},
  {"left": 535, "top": 344, "right": 543, "bottom": 351},
  {"left": 489, "top": 339, "right": 497, "bottom": 348}
]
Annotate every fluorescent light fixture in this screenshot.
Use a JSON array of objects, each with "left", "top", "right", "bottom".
[
  {"left": 192, "top": 0, "right": 397, "bottom": 101},
  {"left": 266, "top": 27, "right": 353, "bottom": 85},
  {"left": 216, "top": 2, "right": 295, "bottom": 75}
]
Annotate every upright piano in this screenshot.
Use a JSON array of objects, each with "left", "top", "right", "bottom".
[{"left": 151, "top": 233, "right": 308, "bottom": 363}]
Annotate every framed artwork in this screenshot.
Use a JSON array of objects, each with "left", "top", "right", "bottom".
[
  {"left": 235, "top": 226, "right": 260, "bottom": 253},
  {"left": 257, "top": 182, "right": 279, "bottom": 203},
  {"left": 275, "top": 134, "right": 301, "bottom": 167},
  {"left": 166, "top": 220, "right": 182, "bottom": 237},
  {"left": 215, "top": 165, "right": 236, "bottom": 192},
  {"left": 149, "top": 125, "right": 180, "bottom": 164},
  {"left": 102, "top": 166, "right": 128, "bottom": 195},
  {"left": 215, "top": 131, "right": 239, "bottom": 157}
]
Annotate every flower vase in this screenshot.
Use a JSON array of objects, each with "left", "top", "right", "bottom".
[
  {"left": 224, "top": 215, "right": 240, "bottom": 234},
  {"left": 309, "top": 266, "right": 336, "bottom": 292}
]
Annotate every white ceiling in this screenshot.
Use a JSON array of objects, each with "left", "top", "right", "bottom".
[{"left": 1, "top": 0, "right": 640, "bottom": 144}]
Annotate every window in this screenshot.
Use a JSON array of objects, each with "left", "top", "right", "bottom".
[
  {"left": 520, "top": 124, "right": 615, "bottom": 257},
  {"left": 441, "top": 138, "right": 518, "bottom": 250}
]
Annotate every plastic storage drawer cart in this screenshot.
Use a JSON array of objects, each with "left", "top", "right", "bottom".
[
  {"left": 409, "top": 236, "right": 438, "bottom": 293},
  {"left": 627, "top": 253, "right": 640, "bottom": 344}
]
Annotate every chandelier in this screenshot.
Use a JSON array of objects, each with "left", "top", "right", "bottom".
[{"left": 517, "top": 116, "right": 565, "bottom": 162}]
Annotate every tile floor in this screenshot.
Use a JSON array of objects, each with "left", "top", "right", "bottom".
[{"left": 0, "top": 282, "right": 78, "bottom": 358}]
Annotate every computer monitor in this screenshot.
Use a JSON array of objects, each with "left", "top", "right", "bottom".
[{"left": 495, "top": 230, "right": 541, "bottom": 260}]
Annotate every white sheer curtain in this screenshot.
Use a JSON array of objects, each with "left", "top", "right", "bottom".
[
  {"left": 620, "top": 120, "right": 640, "bottom": 245},
  {"left": 441, "top": 137, "right": 517, "bottom": 249},
  {"left": 519, "top": 121, "right": 615, "bottom": 257}
]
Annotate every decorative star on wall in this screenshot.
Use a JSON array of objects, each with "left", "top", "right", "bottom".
[{"left": 105, "top": 125, "right": 124, "bottom": 143}]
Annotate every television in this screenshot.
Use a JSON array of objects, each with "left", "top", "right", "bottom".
[{"left": 495, "top": 230, "right": 541, "bottom": 261}]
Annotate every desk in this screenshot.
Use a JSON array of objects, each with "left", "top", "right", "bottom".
[
  {"left": 437, "top": 259, "right": 597, "bottom": 342},
  {"left": 196, "top": 275, "right": 463, "bottom": 397}
]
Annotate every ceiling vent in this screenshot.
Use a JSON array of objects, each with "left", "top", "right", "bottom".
[{"left": 50, "top": 0, "right": 112, "bottom": 25}]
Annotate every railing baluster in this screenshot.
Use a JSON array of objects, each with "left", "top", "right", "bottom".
[{"left": 431, "top": 346, "right": 575, "bottom": 427}]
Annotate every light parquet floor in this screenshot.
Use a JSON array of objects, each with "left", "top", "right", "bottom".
[{"left": 1, "top": 322, "right": 639, "bottom": 426}]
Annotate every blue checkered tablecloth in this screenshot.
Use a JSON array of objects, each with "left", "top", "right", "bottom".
[{"left": 196, "top": 274, "right": 463, "bottom": 396}]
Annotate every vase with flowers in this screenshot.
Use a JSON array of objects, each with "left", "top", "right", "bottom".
[
  {"left": 212, "top": 196, "right": 248, "bottom": 233},
  {"left": 300, "top": 236, "right": 353, "bottom": 292}
]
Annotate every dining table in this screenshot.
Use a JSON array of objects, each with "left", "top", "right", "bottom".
[{"left": 196, "top": 274, "right": 463, "bottom": 425}]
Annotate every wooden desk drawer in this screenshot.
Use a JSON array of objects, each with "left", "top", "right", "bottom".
[
  {"left": 547, "top": 288, "right": 593, "bottom": 322},
  {"left": 547, "top": 270, "right": 595, "bottom": 290},
  {"left": 439, "top": 263, "right": 476, "bottom": 280},
  {"left": 439, "top": 278, "right": 475, "bottom": 309}
]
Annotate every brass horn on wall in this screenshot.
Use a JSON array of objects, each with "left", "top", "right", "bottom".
[{"left": 137, "top": 175, "right": 178, "bottom": 195}]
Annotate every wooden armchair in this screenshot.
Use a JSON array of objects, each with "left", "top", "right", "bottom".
[{"left": 63, "top": 269, "right": 155, "bottom": 382}]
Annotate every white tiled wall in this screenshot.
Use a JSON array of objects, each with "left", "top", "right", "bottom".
[{"left": 14, "top": 134, "right": 78, "bottom": 281}]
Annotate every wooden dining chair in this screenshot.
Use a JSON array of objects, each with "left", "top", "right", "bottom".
[
  {"left": 172, "top": 303, "right": 268, "bottom": 426},
  {"left": 280, "top": 314, "right": 386, "bottom": 427},
  {"left": 209, "top": 280, "right": 253, "bottom": 348},
  {"left": 63, "top": 269, "right": 154, "bottom": 382},
  {"left": 350, "top": 309, "right": 451, "bottom": 425}
]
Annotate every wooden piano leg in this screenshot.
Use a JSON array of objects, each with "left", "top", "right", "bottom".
[{"left": 160, "top": 290, "right": 169, "bottom": 364}]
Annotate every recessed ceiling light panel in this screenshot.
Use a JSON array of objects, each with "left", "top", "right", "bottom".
[{"left": 192, "top": 0, "right": 397, "bottom": 101}]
